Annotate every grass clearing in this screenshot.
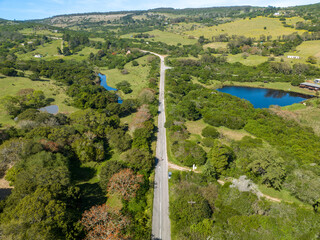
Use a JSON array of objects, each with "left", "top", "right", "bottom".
[
  {"left": 121, "top": 29, "right": 197, "bottom": 46},
  {"left": 100, "top": 55, "right": 151, "bottom": 99},
  {"left": 217, "top": 126, "right": 253, "bottom": 142},
  {"left": 203, "top": 42, "right": 228, "bottom": 49},
  {"left": 258, "top": 184, "right": 311, "bottom": 208},
  {"left": 284, "top": 40, "right": 320, "bottom": 67},
  {"left": 0, "top": 75, "right": 77, "bottom": 127},
  {"left": 107, "top": 193, "right": 123, "bottom": 210},
  {"left": 185, "top": 17, "right": 306, "bottom": 39},
  {"left": 17, "top": 40, "right": 99, "bottom": 61},
  {"left": 226, "top": 53, "right": 269, "bottom": 66},
  {"left": 19, "top": 28, "right": 62, "bottom": 37}
]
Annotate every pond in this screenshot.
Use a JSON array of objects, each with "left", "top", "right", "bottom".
[
  {"left": 39, "top": 105, "right": 59, "bottom": 114},
  {"left": 98, "top": 73, "right": 123, "bottom": 104},
  {"left": 217, "top": 86, "right": 311, "bottom": 108}
]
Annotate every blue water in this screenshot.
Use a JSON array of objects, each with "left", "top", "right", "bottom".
[
  {"left": 98, "top": 73, "right": 123, "bottom": 104},
  {"left": 39, "top": 105, "right": 59, "bottom": 114},
  {"left": 217, "top": 86, "right": 309, "bottom": 108}
]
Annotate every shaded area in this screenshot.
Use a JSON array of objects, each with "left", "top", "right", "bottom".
[
  {"left": 0, "top": 188, "right": 12, "bottom": 201},
  {"left": 77, "top": 183, "right": 107, "bottom": 212}
]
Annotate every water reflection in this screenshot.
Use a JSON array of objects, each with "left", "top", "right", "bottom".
[{"left": 217, "top": 86, "right": 312, "bottom": 108}]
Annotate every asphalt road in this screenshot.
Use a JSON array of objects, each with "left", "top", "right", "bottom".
[{"left": 146, "top": 52, "right": 171, "bottom": 240}]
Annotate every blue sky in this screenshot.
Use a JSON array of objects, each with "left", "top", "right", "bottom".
[{"left": 0, "top": 0, "right": 319, "bottom": 20}]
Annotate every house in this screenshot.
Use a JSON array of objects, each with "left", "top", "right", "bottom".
[
  {"left": 274, "top": 12, "right": 280, "bottom": 16},
  {"left": 300, "top": 82, "right": 320, "bottom": 91},
  {"left": 314, "top": 79, "right": 320, "bottom": 84},
  {"left": 287, "top": 55, "right": 300, "bottom": 59},
  {"left": 34, "top": 54, "right": 43, "bottom": 58}
]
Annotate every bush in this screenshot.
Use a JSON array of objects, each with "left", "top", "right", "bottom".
[{"left": 201, "top": 126, "right": 220, "bottom": 138}]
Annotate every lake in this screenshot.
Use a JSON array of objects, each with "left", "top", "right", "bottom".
[
  {"left": 98, "top": 73, "right": 123, "bottom": 104},
  {"left": 217, "top": 86, "right": 310, "bottom": 108}
]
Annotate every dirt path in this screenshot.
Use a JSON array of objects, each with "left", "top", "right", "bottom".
[{"left": 168, "top": 163, "right": 281, "bottom": 203}]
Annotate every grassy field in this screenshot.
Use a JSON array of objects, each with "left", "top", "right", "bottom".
[
  {"left": 226, "top": 53, "right": 269, "bottom": 66},
  {"left": 203, "top": 42, "right": 228, "bottom": 49},
  {"left": 19, "top": 28, "right": 62, "bottom": 37},
  {"left": 185, "top": 17, "right": 306, "bottom": 39},
  {"left": 99, "top": 55, "right": 151, "bottom": 99},
  {"left": 283, "top": 40, "right": 320, "bottom": 67},
  {"left": 121, "top": 29, "right": 197, "bottom": 46},
  {"left": 17, "top": 40, "right": 99, "bottom": 61},
  {"left": 0, "top": 75, "right": 77, "bottom": 127}
]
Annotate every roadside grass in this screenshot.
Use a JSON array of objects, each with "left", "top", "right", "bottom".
[
  {"left": 0, "top": 75, "right": 77, "bottom": 127},
  {"left": 121, "top": 29, "right": 197, "bottom": 46},
  {"left": 99, "top": 55, "right": 151, "bottom": 99},
  {"left": 185, "top": 17, "right": 306, "bottom": 39}
]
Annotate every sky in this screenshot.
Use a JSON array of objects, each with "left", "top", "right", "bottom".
[{"left": 0, "top": 0, "right": 319, "bottom": 20}]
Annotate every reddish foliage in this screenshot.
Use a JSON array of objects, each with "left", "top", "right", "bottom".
[
  {"left": 39, "top": 139, "right": 60, "bottom": 152},
  {"left": 81, "top": 204, "right": 131, "bottom": 240},
  {"left": 130, "top": 105, "right": 151, "bottom": 131},
  {"left": 108, "top": 169, "right": 144, "bottom": 201}
]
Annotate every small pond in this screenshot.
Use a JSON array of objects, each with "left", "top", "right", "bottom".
[
  {"left": 217, "top": 86, "right": 311, "bottom": 108},
  {"left": 39, "top": 105, "right": 59, "bottom": 114},
  {"left": 98, "top": 73, "right": 123, "bottom": 104}
]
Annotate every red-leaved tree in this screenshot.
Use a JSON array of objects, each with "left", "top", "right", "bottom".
[
  {"left": 108, "top": 169, "right": 144, "bottom": 201},
  {"left": 81, "top": 204, "right": 130, "bottom": 240}
]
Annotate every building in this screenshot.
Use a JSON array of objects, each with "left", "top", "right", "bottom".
[
  {"left": 300, "top": 82, "right": 320, "bottom": 91},
  {"left": 287, "top": 55, "right": 300, "bottom": 59},
  {"left": 34, "top": 54, "right": 43, "bottom": 58},
  {"left": 314, "top": 79, "right": 320, "bottom": 84}
]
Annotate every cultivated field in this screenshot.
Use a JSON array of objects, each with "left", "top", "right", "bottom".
[{"left": 185, "top": 17, "right": 307, "bottom": 39}]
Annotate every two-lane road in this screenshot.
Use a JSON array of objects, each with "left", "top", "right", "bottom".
[{"left": 143, "top": 51, "right": 171, "bottom": 240}]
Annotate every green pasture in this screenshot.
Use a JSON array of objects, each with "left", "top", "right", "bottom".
[
  {"left": 284, "top": 40, "right": 320, "bottom": 67},
  {"left": 226, "top": 53, "right": 269, "bottom": 66},
  {"left": 17, "top": 39, "right": 99, "bottom": 61},
  {"left": 19, "top": 28, "right": 63, "bottom": 37},
  {"left": 0, "top": 75, "right": 77, "bottom": 127},
  {"left": 185, "top": 17, "right": 306, "bottom": 39},
  {"left": 121, "top": 29, "right": 197, "bottom": 46},
  {"left": 203, "top": 42, "right": 228, "bottom": 49},
  {"left": 99, "top": 55, "right": 151, "bottom": 99}
]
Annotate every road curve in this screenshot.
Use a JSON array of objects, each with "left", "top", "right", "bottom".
[{"left": 142, "top": 51, "right": 171, "bottom": 240}]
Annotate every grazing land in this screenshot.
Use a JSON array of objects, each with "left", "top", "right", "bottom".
[{"left": 185, "top": 17, "right": 307, "bottom": 39}]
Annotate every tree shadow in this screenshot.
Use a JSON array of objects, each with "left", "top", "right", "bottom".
[
  {"left": 77, "top": 183, "right": 107, "bottom": 212},
  {"left": 0, "top": 188, "right": 12, "bottom": 201}
]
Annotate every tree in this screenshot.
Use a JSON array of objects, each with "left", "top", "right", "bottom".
[
  {"left": 122, "top": 148, "right": 154, "bottom": 173},
  {"left": 247, "top": 147, "right": 286, "bottom": 190},
  {"left": 201, "top": 126, "right": 220, "bottom": 139},
  {"left": 81, "top": 204, "right": 131, "bottom": 240},
  {"left": 108, "top": 169, "right": 143, "bottom": 201},
  {"left": 306, "top": 56, "right": 317, "bottom": 64},
  {"left": 116, "top": 81, "right": 132, "bottom": 94},
  {"left": 99, "top": 161, "right": 124, "bottom": 192},
  {"left": 207, "top": 140, "right": 235, "bottom": 175}
]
